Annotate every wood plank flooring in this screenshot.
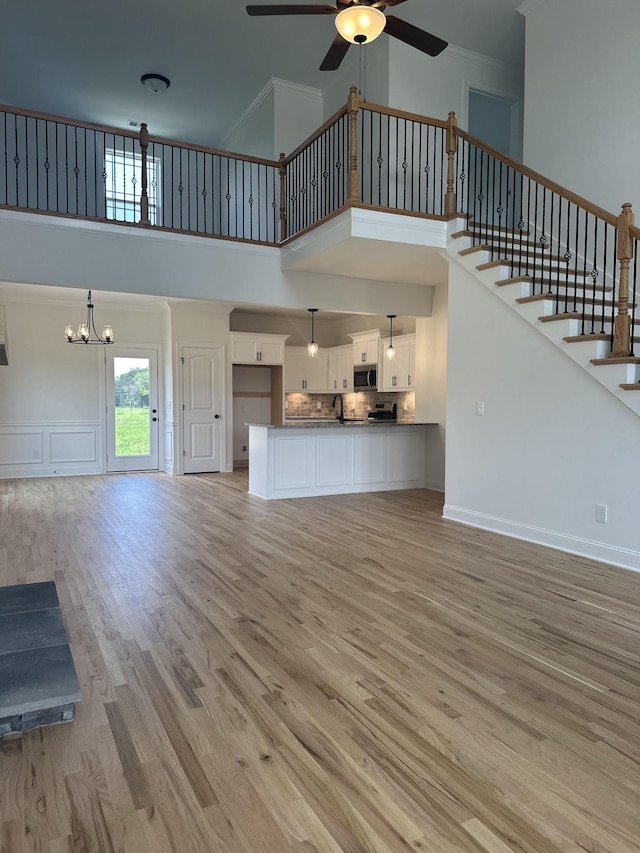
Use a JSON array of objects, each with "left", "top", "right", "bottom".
[{"left": 1, "top": 471, "right": 639, "bottom": 852}]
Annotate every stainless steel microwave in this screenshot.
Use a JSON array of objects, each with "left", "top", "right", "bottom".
[{"left": 354, "top": 367, "right": 377, "bottom": 389}]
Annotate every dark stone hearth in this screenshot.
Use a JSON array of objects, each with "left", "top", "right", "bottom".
[
  {"left": 0, "top": 582, "right": 80, "bottom": 734},
  {"left": 0, "top": 608, "right": 69, "bottom": 655},
  {"left": 0, "top": 581, "right": 60, "bottom": 615}
]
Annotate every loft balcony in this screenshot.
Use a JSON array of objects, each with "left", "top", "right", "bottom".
[{"left": 1, "top": 89, "right": 639, "bottom": 359}]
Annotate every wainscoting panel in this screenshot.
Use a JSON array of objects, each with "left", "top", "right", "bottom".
[
  {"left": 49, "top": 430, "right": 96, "bottom": 463},
  {"left": 0, "top": 431, "right": 43, "bottom": 466},
  {"left": 0, "top": 422, "right": 102, "bottom": 479}
]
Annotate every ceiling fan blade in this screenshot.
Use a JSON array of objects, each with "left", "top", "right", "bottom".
[
  {"left": 371, "top": 0, "right": 408, "bottom": 7},
  {"left": 384, "top": 15, "right": 448, "bottom": 57},
  {"left": 247, "top": 4, "right": 337, "bottom": 15},
  {"left": 320, "top": 34, "right": 350, "bottom": 71}
]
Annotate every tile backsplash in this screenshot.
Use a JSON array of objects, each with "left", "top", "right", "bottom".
[{"left": 285, "top": 390, "right": 415, "bottom": 422}]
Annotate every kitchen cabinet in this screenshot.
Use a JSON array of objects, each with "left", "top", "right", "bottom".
[
  {"left": 349, "top": 330, "right": 380, "bottom": 366},
  {"left": 380, "top": 333, "right": 415, "bottom": 391},
  {"left": 248, "top": 423, "right": 427, "bottom": 499},
  {"left": 284, "top": 347, "right": 329, "bottom": 392},
  {"left": 230, "top": 332, "right": 288, "bottom": 365},
  {"left": 327, "top": 345, "right": 353, "bottom": 392}
]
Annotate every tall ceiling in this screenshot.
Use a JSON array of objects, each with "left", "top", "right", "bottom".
[{"left": 1, "top": 0, "right": 525, "bottom": 150}]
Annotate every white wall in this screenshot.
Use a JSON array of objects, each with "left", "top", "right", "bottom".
[
  {"left": 223, "top": 85, "right": 275, "bottom": 160},
  {"left": 224, "top": 78, "right": 323, "bottom": 160},
  {"left": 388, "top": 44, "right": 524, "bottom": 131},
  {"left": 322, "top": 39, "right": 390, "bottom": 118},
  {"left": 521, "top": 0, "right": 640, "bottom": 215},
  {"left": 0, "top": 290, "right": 165, "bottom": 478},
  {"left": 415, "top": 285, "right": 447, "bottom": 492},
  {"left": 444, "top": 261, "right": 640, "bottom": 572}
]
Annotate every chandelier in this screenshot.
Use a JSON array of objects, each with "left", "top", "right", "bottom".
[{"left": 65, "top": 290, "right": 114, "bottom": 345}]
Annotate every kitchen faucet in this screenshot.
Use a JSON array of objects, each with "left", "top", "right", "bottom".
[{"left": 332, "top": 393, "right": 344, "bottom": 423}]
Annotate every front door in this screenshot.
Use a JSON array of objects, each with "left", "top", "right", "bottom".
[
  {"left": 182, "top": 346, "right": 223, "bottom": 473},
  {"left": 105, "top": 348, "right": 159, "bottom": 472}
]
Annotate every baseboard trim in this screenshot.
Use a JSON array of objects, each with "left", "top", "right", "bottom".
[
  {"left": 442, "top": 504, "right": 640, "bottom": 574},
  {"left": 424, "top": 478, "right": 444, "bottom": 492}
]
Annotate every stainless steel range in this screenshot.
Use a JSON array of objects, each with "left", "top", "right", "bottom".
[{"left": 367, "top": 402, "right": 397, "bottom": 421}]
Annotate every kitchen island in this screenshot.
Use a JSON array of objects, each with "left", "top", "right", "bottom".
[{"left": 247, "top": 421, "right": 434, "bottom": 500}]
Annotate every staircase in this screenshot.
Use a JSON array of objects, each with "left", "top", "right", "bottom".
[{"left": 446, "top": 212, "right": 640, "bottom": 417}]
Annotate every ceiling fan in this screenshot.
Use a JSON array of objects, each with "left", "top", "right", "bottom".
[{"left": 246, "top": 0, "right": 448, "bottom": 71}]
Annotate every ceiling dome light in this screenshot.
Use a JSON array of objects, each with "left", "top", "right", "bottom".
[
  {"left": 141, "top": 74, "right": 171, "bottom": 94},
  {"left": 335, "top": 5, "right": 386, "bottom": 44}
]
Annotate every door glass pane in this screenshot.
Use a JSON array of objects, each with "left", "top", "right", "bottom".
[{"left": 113, "top": 357, "right": 150, "bottom": 456}]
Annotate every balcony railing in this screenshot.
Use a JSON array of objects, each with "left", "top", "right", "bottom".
[{"left": 1, "top": 89, "right": 638, "bottom": 359}]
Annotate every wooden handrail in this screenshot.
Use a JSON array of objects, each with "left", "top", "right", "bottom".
[
  {"left": 358, "top": 100, "right": 449, "bottom": 129},
  {"left": 455, "top": 127, "right": 619, "bottom": 227},
  {"left": 0, "top": 103, "right": 140, "bottom": 140},
  {"left": 144, "top": 132, "right": 280, "bottom": 168},
  {"left": 283, "top": 103, "right": 349, "bottom": 165}
]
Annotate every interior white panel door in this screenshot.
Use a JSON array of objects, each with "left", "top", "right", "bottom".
[{"left": 182, "top": 347, "right": 223, "bottom": 474}]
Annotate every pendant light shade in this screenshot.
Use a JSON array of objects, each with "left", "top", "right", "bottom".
[
  {"left": 307, "top": 308, "right": 318, "bottom": 357},
  {"left": 386, "top": 314, "right": 396, "bottom": 361},
  {"left": 335, "top": 5, "right": 386, "bottom": 44},
  {"left": 65, "top": 290, "right": 114, "bottom": 345}
]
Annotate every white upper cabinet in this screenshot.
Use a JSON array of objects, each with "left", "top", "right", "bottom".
[
  {"left": 380, "top": 333, "right": 415, "bottom": 392},
  {"left": 284, "top": 347, "right": 329, "bottom": 392},
  {"left": 230, "top": 332, "right": 288, "bottom": 364},
  {"left": 349, "top": 330, "right": 380, "bottom": 366},
  {"left": 327, "top": 345, "right": 353, "bottom": 392}
]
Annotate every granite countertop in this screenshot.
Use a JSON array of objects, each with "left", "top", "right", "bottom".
[{"left": 247, "top": 420, "right": 436, "bottom": 429}]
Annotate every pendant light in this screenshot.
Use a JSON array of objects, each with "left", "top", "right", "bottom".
[
  {"left": 386, "top": 314, "right": 396, "bottom": 361},
  {"left": 307, "top": 308, "right": 318, "bottom": 358},
  {"left": 65, "top": 290, "right": 114, "bottom": 345}
]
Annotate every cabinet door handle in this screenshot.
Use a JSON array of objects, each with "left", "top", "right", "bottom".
[
  {"left": 343, "top": 378, "right": 347, "bottom": 388},
  {"left": 408, "top": 374, "right": 412, "bottom": 386}
]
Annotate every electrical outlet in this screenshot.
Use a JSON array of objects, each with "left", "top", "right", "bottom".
[
  {"left": 596, "top": 504, "right": 608, "bottom": 523},
  {"left": 33, "top": 449, "right": 40, "bottom": 460},
  {"left": 476, "top": 401, "right": 485, "bottom": 416},
  {"left": 317, "top": 401, "right": 322, "bottom": 410},
  {"left": 242, "top": 445, "right": 247, "bottom": 452},
  {"left": 403, "top": 401, "right": 408, "bottom": 411}
]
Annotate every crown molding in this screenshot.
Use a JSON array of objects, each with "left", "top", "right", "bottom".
[
  {"left": 444, "top": 44, "right": 523, "bottom": 77},
  {"left": 269, "top": 77, "right": 323, "bottom": 101},
  {"left": 517, "top": 0, "right": 552, "bottom": 17},
  {"left": 223, "top": 77, "right": 322, "bottom": 151}
]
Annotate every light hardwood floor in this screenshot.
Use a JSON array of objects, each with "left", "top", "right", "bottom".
[{"left": 1, "top": 471, "right": 639, "bottom": 852}]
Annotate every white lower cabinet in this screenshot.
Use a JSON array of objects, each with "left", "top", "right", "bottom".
[
  {"left": 248, "top": 424, "right": 426, "bottom": 499},
  {"left": 316, "top": 434, "right": 353, "bottom": 486},
  {"left": 273, "top": 434, "right": 314, "bottom": 490},
  {"left": 354, "top": 433, "right": 387, "bottom": 484}
]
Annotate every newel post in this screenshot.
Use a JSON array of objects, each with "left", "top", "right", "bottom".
[
  {"left": 278, "top": 152, "right": 287, "bottom": 242},
  {"left": 138, "top": 123, "right": 150, "bottom": 226},
  {"left": 348, "top": 86, "right": 361, "bottom": 203},
  {"left": 610, "top": 202, "right": 635, "bottom": 358},
  {"left": 444, "top": 111, "right": 458, "bottom": 216}
]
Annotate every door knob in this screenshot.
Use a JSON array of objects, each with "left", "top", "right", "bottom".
[
  {"left": 214, "top": 414, "right": 220, "bottom": 419},
  {"left": 152, "top": 417, "right": 157, "bottom": 422}
]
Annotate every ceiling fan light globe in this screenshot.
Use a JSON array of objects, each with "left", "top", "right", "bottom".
[{"left": 335, "top": 6, "right": 385, "bottom": 44}]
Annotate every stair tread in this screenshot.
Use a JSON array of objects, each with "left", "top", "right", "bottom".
[
  {"left": 517, "top": 293, "right": 623, "bottom": 308},
  {"left": 591, "top": 357, "right": 640, "bottom": 365},
  {"left": 620, "top": 383, "right": 640, "bottom": 390},
  {"left": 539, "top": 312, "right": 640, "bottom": 326}
]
